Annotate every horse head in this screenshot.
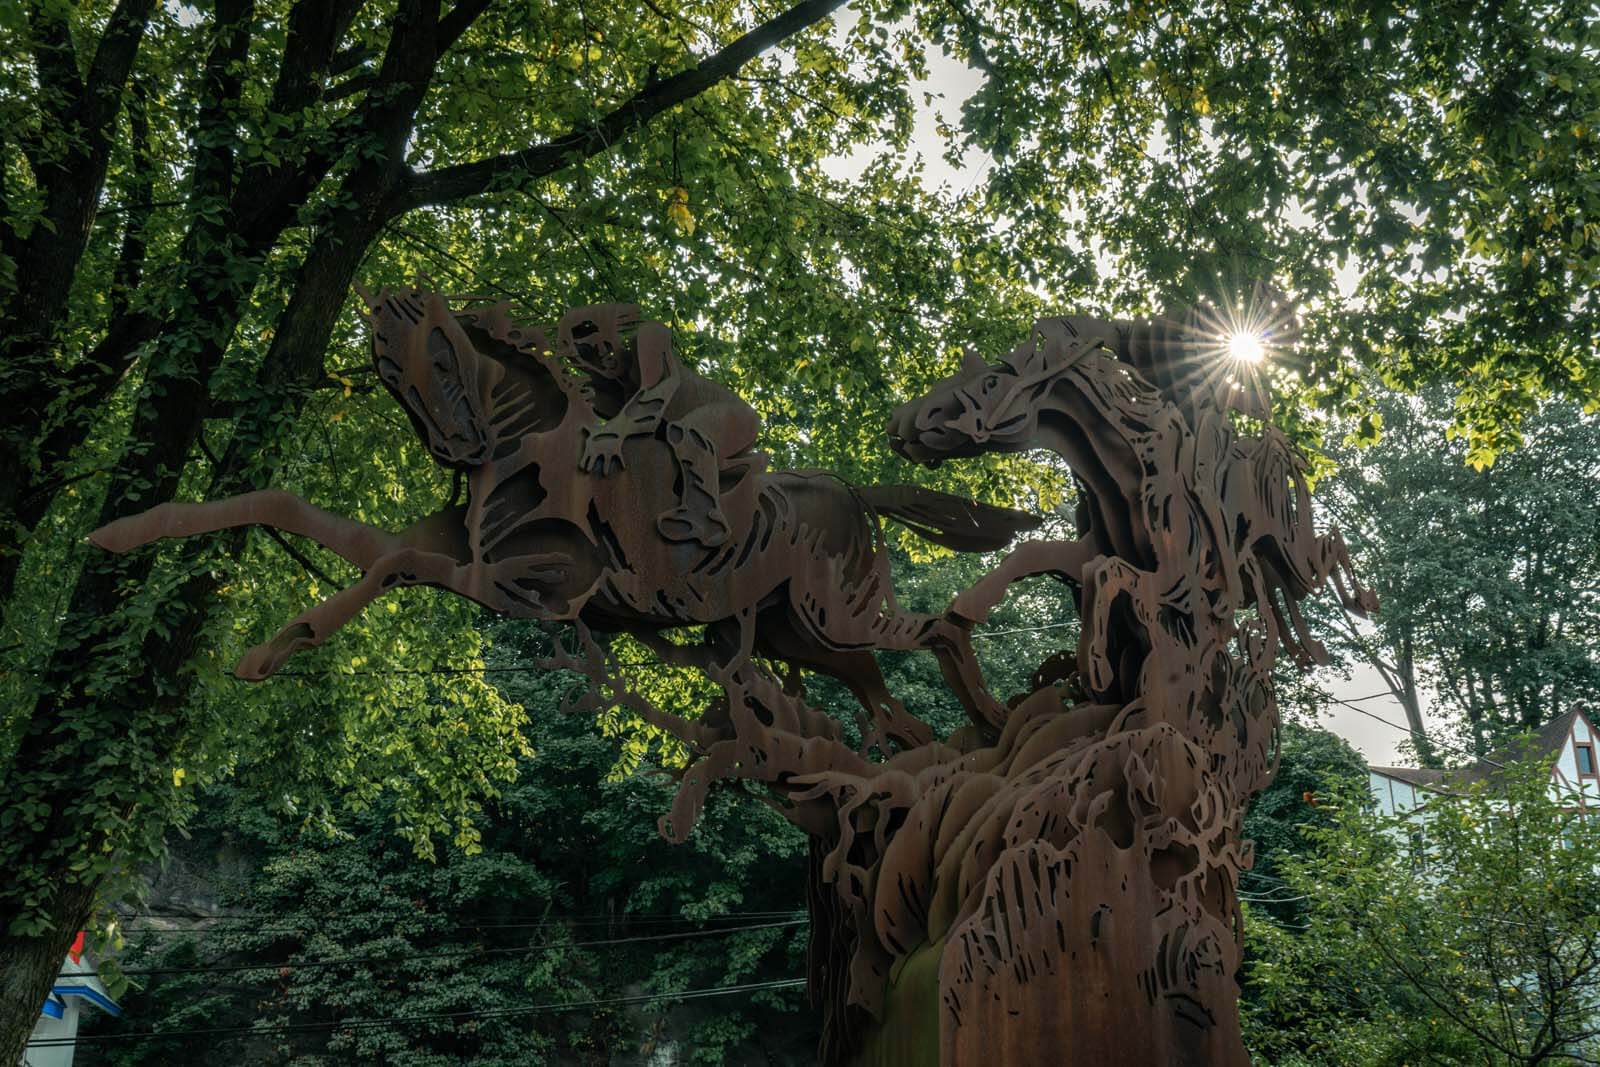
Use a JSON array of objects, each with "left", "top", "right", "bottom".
[
  {"left": 887, "top": 317, "right": 1115, "bottom": 467},
  {"left": 364, "top": 285, "right": 501, "bottom": 467},
  {"left": 363, "top": 284, "right": 587, "bottom": 468}
]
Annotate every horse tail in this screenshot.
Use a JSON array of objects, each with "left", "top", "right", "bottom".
[{"left": 858, "top": 485, "right": 1040, "bottom": 552}]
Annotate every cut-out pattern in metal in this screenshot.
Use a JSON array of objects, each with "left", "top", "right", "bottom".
[{"left": 92, "top": 286, "right": 1372, "bottom": 1065}]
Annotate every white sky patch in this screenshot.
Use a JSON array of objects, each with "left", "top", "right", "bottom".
[
  {"left": 821, "top": 16, "right": 988, "bottom": 191},
  {"left": 1313, "top": 662, "right": 1440, "bottom": 765}
]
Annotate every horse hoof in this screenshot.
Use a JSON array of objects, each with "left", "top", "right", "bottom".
[
  {"left": 948, "top": 593, "right": 989, "bottom": 625},
  {"left": 235, "top": 624, "right": 313, "bottom": 680},
  {"left": 87, "top": 516, "right": 146, "bottom": 554},
  {"left": 234, "top": 647, "right": 278, "bottom": 681}
]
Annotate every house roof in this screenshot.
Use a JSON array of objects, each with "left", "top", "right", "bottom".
[
  {"left": 1370, "top": 765, "right": 1448, "bottom": 789},
  {"left": 1371, "top": 705, "right": 1595, "bottom": 793},
  {"left": 39, "top": 947, "right": 122, "bottom": 1021}
]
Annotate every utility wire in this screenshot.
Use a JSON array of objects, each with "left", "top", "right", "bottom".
[
  {"left": 128, "top": 908, "right": 805, "bottom": 921},
  {"left": 1335, "top": 690, "right": 1409, "bottom": 705},
  {"left": 971, "top": 620, "right": 1076, "bottom": 640},
  {"left": 25, "top": 977, "right": 806, "bottom": 1048},
  {"left": 251, "top": 619, "right": 1090, "bottom": 684},
  {"left": 1325, "top": 695, "right": 1505, "bottom": 770},
  {"left": 106, "top": 919, "right": 806, "bottom": 978},
  {"left": 120, "top": 909, "right": 803, "bottom": 934}
]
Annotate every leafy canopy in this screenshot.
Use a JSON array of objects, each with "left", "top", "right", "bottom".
[
  {"left": 1244, "top": 754, "right": 1600, "bottom": 1065},
  {"left": 4, "top": 0, "right": 1599, "bottom": 989}
]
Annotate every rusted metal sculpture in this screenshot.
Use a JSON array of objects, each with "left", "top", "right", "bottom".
[{"left": 91, "top": 284, "right": 1372, "bottom": 1065}]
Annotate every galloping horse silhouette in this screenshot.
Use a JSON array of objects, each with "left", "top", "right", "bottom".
[
  {"left": 91, "top": 285, "right": 1036, "bottom": 751},
  {"left": 887, "top": 313, "right": 1377, "bottom": 701}
]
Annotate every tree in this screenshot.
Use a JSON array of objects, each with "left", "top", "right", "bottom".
[
  {"left": 74, "top": 550, "right": 1068, "bottom": 1063},
  {"left": 1238, "top": 723, "right": 1368, "bottom": 923},
  {"left": 905, "top": 0, "right": 1600, "bottom": 460},
  {"left": 84, "top": 642, "right": 813, "bottom": 1065},
  {"left": 4, "top": 2, "right": 1030, "bottom": 1057},
  {"left": 1315, "top": 392, "right": 1600, "bottom": 758},
  {"left": 1244, "top": 755, "right": 1600, "bottom": 1065}
]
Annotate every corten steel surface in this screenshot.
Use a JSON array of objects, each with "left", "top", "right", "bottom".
[{"left": 92, "top": 285, "right": 1374, "bottom": 1065}]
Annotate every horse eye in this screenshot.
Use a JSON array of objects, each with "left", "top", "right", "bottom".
[
  {"left": 983, "top": 374, "right": 1002, "bottom": 391},
  {"left": 427, "top": 328, "right": 455, "bottom": 364},
  {"left": 376, "top": 356, "right": 402, "bottom": 383}
]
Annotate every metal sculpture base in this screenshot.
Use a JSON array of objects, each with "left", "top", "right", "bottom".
[{"left": 92, "top": 287, "right": 1373, "bottom": 1065}]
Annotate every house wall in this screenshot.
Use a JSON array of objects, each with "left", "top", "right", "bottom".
[
  {"left": 25, "top": 1001, "right": 81, "bottom": 1067},
  {"left": 1551, "top": 715, "right": 1600, "bottom": 807},
  {"left": 1369, "top": 772, "right": 1430, "bottom": 817}
]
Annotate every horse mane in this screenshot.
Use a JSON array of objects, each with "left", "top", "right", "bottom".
[
  {"left": 447, "top": 303, "right": 591, "bottom": 459},
  {"left": 367, "top": 286, "right": 599, "bottom": 464}
]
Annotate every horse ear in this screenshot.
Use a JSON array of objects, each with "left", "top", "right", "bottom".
[
  {"left": 422, "top": 290, "right": 456, "bottom": 327},
  {"left": 637, "top": 321, "right": 672, "bottom": 364},
  {"left": 961, "top": 345, "right": 988, "bottom": 375}
]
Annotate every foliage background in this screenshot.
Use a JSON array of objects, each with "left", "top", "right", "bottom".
[{"left": 4, "top": 0, "right": 1600, "bottom": 1060}]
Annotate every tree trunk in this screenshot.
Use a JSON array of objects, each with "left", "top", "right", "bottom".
[
  {"left": 1397, "top": 634, "right": 1439, "bottom": 767},
  {"left": 0, "top": 0, "right": 860, "bottom": 1058},
  {"left": 0, "top": 883, "right": 95, "bottom": 1067}
]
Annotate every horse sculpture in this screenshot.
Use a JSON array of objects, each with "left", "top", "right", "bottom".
[
  {"left": 90, "top": 284, "right": 1036, "bottom": 754},
  {"left": 505, "top": 306, "right": 1373, "bottom": 1065},
  {"left": 90, "top": 287, "right": 1368, "bottom": 1065}
]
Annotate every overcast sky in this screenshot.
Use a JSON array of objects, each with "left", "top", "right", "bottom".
[{"left": 820, "top": 33, "right": 1430, "bottom": 767}]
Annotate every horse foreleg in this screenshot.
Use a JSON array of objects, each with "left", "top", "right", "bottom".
[
  {"left": 818, "top": 649, "right": 933, "bottom": 755},
  {"left": 1078, "top": 556, "right": 1155, "bottom": 699},
  {"left": 924, "top": 619, "right": 1010, "bottom": 735},
  {"left": 949, "top": 538, "right": 1098, "bottom": 624},
  {"left": 234, "top": 548, "right": 444, "bottom": 680},
  {"left": 90, "top": 489, "right": 401, "bottom": 571}
]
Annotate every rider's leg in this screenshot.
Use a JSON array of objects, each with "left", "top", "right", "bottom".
[{"left": 658, "top": 417, "right": 730, "bottom": 547}]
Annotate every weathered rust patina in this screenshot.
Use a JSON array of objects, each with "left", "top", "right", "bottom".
[{"left": 92, "top": 284, "right": 1372, "bottom": 1065}]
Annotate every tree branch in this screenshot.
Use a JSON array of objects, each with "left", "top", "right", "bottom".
[
  {"left": 439, "top": 0, "right": 493, "bottom": 53},
  {"left": 22, "top": 0, "right": 82, "bottom": 140},
  {"left": 110, "top": 80, "right": 153, "bottom": 320},
  {"left": 267, "top": 0, "right": 367, "bottom": 115},
  {"left": 81, "top": 0, "right": 158, "bottom": 130},
  {"left": 392, "top": 0, "right": 848, "bottom": 211}
]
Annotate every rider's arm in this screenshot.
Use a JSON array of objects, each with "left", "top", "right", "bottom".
[{"left": 611, "top": 322, "right": 681, "bottom": 433}]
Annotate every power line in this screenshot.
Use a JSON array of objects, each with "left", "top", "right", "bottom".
[
  {"left": 109, "top": 919, "right": 806, "bottom": 978},
  {"left": 1240, "top": 868, "right": 1292, "bottom": 887},
  {"left": 120, "top": 909, "right": 803, "bottom": 935},
  {"left": 247, "top": 619, "right": 1084, "bottom": 682},
  {"left": 1336, "top": 690, "right": 1407, "bottom": 705},
  {"left": 274, "top": 657, "right": 660, "bottom": 680},
  {"left": 971, "top": 620, "right": 1076, "bottom": 640},
  {"left": 128, "top": 908, "right": 804, "bottom": 922},
  {"left": 25, "top": 977, "right": 806, "bottom": 1048},
  {"left": 1325, "top": 695, "right": 1505, "bottom": 770}
]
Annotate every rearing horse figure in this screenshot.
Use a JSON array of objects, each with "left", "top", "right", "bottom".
[
  {"left": 91, "top": 285, "right": 1037, "bottom": 753},
  {"left": 873, "top": 306, "right": 1378, "bottom": 1064},
  {"left": 888, "top": 313, "right": 1376, "bottom": 703}
]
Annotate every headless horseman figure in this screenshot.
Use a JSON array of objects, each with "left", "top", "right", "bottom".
[{"left": 558, "top": 305, "right": 761, "bottom": 549}]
